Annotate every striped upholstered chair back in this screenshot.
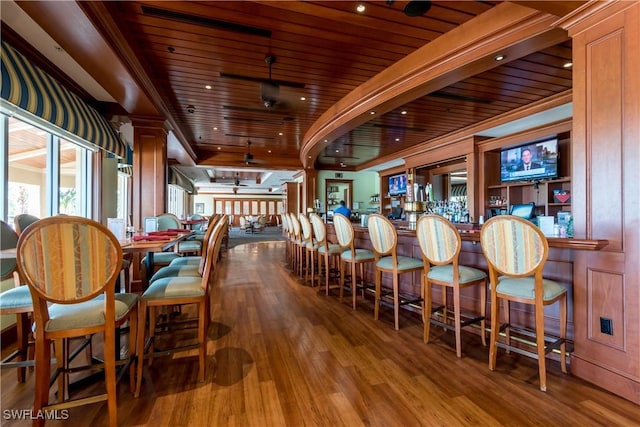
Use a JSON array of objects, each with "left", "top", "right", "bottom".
[
  {"left": 332, "top": 213, "right": 354, "bottom": 251},
  {"left": 367, "top": 214, "right": 397, "bottom": 258},
  {"left": 415, "top": 215, "right": 461, "bottom": 266},
  {"left": 289, "top": 213, "right": 301, "bottom": 242},
  {"left": 309, "top": 213, "right": 327, "bottom": 247},
  {"left": 17, "top": 216, "right": 122, "bottom": 304},
  {"left": 298, "top": 213, "right": 313, "bottom": 244},
  {"left": 480, "top": 215, "right": 548, "bottom": 277}
]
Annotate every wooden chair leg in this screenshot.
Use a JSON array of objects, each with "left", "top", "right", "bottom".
[
  {"left": 103, "top": 321, "right": 118, "bottom": 427},
  {"left": 480, "top": 281, "right": 487, "bottom": 347},
  {"left": 393, "top": 274, "right": 400, "bottom": 330},
  {"left": 453, "top": 285, "right": 462, "bottom": 358},
  {"left": 489, "top": 292, "right": 499, "bottom": 371},
  {"left": 135, "top": 301, "right": 147, "bottom": 398},
  {"left": 15, "top": 312, "right": 29, "bottom": 382},
  {"left": 198, "top": 301, "right": 206, "bottom": 382},
  {"left": 33, "top": 336, "right": 52, "bottom": 427},
  {"left": 534, "top": 301, "right": 547, "bottom": 392},
  {"left": 504, "top": 300, "right": 511, "bottom": 354},
  {"left": 423, "top": 274, "right": 432, "bottom": 343},
  {"left": 374, "top": 270, "right": 382, "bottom": 321},
  {"left": 351, "top": 261, "right": 357, "bottom": 310},
  {"left": 339, "top": 259, "right": 345, "bottom": 302}
]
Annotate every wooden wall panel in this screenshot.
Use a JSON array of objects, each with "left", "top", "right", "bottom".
[
  {"left": 563, "top": 1, "right": 640, "bottom": 404},
  {"left": 587, "top": 269, "right": 625, "bottom": 350}
]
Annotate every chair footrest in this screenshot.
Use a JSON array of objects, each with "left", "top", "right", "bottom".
[{"left": 429, "top": 315, "right": 484, "bottom": 331}]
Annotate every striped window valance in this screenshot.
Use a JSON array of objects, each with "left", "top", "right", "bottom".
[
  {"left": 451, "top": 184, "right": 467, "bottom": 197},
  {"left": 1, "top": 41, "right": 126, "bottom": 158},
  {"left": 118, "top": 165, "right": 133, "bottom": 176},
  {"left": 169, "top": 167, "right": 196, "bottom": 194}
]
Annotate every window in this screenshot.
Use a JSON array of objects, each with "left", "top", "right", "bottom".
[
  {"left": 2, "top": 115, "right": 94, "bottom": 224},
  {"left": 167, "top": 184, "right": 186, "bottom": 218}
]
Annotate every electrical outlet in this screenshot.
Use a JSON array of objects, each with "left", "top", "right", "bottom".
[{"left": 600, "top": 317, "right": 613, "bottom": 335}]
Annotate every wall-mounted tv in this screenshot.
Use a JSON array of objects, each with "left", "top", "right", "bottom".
[
  {"left": 500, "top": 138, "right": 559, "bottom": 183},
  {"left": 388, "top": 174, "right": 407, "bottom": 196}
]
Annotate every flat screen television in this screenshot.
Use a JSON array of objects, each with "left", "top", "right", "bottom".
[
  {"left": 388, "top": 174, "right": 407, "bottom": 196},
  {"left": 500, "top": 138, "right": 559, "bottom": 183}
]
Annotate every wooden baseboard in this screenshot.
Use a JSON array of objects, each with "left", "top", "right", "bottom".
[{"left": 572, "top": 354, "right": 640, "bottom": 405}]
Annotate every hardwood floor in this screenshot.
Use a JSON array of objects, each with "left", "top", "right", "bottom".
[{"left": 2, "top": 241, "right": 639, "bottom": 426}]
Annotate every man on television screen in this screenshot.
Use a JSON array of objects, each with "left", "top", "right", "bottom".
[{"left": 517, "top": 148, "right": 542, "bottom": 171}]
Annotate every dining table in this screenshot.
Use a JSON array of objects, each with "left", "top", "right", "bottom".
[{"left": 120, "top": 230, "right": 194, "bottom": 287}]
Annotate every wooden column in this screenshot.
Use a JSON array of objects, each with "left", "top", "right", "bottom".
[
  {"left": 560, "top": 0, "right": 640, "bottom": 404},
  {"left": 131, "top": 117, "right": 168, "bottom": 230}
]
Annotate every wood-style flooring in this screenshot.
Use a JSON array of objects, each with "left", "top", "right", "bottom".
[{"left": 2, "top": 241, "right": 639, "bottom": 426}]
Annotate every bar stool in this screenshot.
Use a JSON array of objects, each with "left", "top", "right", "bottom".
[
  {"left": 298, "top": 213, "right": 317, "bottom": 285},
  {"left": 309, "top": 213, "right": 342, "bottom": 294},
  {"left": 332, "top": 213, "right": 375, "bottom": 310},
  {"left": 367, "top": 214, "right": 423, "bottom": 330},
  {"left": 480, "top": 215, "right": 567, "bottom": 391},
  {"left": 416, "top": 215, "right": 487, "bottom": 357}
]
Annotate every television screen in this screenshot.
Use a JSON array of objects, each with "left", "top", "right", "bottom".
[
  {"left": 388, "top": 174, "right": 407, "bottom": 196},
  {"left": 500, "top": 138, "right": 559, "bottom": 183}
]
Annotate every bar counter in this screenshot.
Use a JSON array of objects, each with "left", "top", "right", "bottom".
[{"left": 325, "top": 222, "right": 608, "bottom": 340}]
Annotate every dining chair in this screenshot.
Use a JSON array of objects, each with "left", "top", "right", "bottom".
[
  {"left": 168, "top": 215, "right": 224, "bottom": 267},
  {"left": 332, "top": 213, "right": 375, "bottom": 310},
  {"left": 17, "top": 216, "right": 138, "bottom": 427},
  {"left": 309, "top": 213, "right": 342, "bottom": 294},
  {"left": 416, "top": 215, "right": 487, "bottom": 357},
  {"left": 14, "top": 213, "right": 39, "bottom": 235},
  {"left": 148, "top": 216, "right": 226, "bottom": 283},
  {"left": 0, "top": 220, "right": 34, "bottom": 383},
  {"left": 280, "top": 214, "right": 291, "bottom": 266},
  {"left": 480, "top": 215, "right": 567, "bottom": 391},
  {"left": 135, "top": 218, "right": 228, "bottom": 397},
  {"left": 158, "top": 213, "right": 201, "bottom": 256},
  {"left": 367, "top": 214, "right": 423, "bottom": 330}
]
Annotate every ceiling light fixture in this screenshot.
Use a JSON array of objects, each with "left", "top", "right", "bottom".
[
  {"left": 205, "top": 84, "right": 212, "bottom": 90},
  {"left": 401, "top": 110, "right": 407, "bottom": 115},
  {"left": 370, "top": 111, "right": 376, "bottom": 115},
  {"left": 356, "top": 4, "right": 366, "bottom": 13},
  {"left": 563, "top": 62, "right": 573, "bottom": 68},
  {"left": 494, "top": 54, "right": 505, "bottom": 61}
]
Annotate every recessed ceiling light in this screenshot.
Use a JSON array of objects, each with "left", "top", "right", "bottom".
[
  {"left": 401, "top": 110, "right": 407, "bottom": 115},
  {"left": 563, "top": 62, "right": 573, "bottom": 68},
  {"left": 268, "top": 150, "right": 272, "bottom": 153},
  {"left": 205, "top": 85, "right": 212, "bottom": 90},
  {"left": 217, "top": 147, "right": 221, "bottom": 150},
  {"left": 308, "top": 155, "right": 312, "bottom": 158},
  {"left": 494, "top": 54, "right": 505, "bottom": 61},
  {"left": 370, "top": 111, "right": 376, "bottom": 115},
  {"left": 300, "top": 97, "right": 306, "bottom": 101},
  {"left": 335, "top": 149, "right": 340, "bottom": 153},
  {"left": 395, "top": 138, "right": 400, "bottom": 141},
  {"left": 278, "top": 132, "right": 283, "bottom": 136},
  {"left": 212, "top": 127, "right": 218, "bottom": 131},
  {"left": 356, "top": 4, "right": 366, "bottom": 13}
]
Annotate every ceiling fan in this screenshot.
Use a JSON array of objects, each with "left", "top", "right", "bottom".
[
  {"left": 243, "top": 140, "right": 267, "bottom": 165},
  {"left": 219, "top": 55, "right": 306, "bottom": 110}
]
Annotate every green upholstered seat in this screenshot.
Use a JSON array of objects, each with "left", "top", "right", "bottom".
[
  {"left": 44, "top": 293, "right": 138, "bottom": 331},
  {"left": 376, "top": 255, "right": 423, "bottom": 271},
  {"left": 141, "top": 275, "right": 204, "bottom": 300},
  {"left": 0, "top": 285, "right": 32, "bottom": 309},
  {"left": 428, "top": 264, "right": 487, "bottom": 284},
  {"left": 496, "top": 276, "right": 565, "bottom": 301},
  {"left": 169, "top": 256, "right": 201, "bottom": 266},
  {"left": 340, "top": 248, "right": 374, "bottom": 262},
  {"left": 149, "top": 264, "right": 200, "bottom": 283}
]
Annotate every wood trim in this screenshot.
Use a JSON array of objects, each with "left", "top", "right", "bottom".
[
  {"left": 476, "top": 120, "right": 572, "bottom": 153},
  {"left": 301, "top": 2, "right": 567, "bottom": 167}
]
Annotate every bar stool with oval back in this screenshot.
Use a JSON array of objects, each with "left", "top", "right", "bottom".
[
  {"left": 367, "top": 214, "right": 423, "bottom": 330},
  {"left": 480, "top": 215, "right": 567, "bottom": 391},
  {"left": 332, "top": 213, "right": 375, "bottom": 310},
  {"left": 309, "top": 213, "right": 343, "bottom": 294},
  {"left": 298, "top": 213, "right": 317, "bottom": 285},
  {"left": 416, "top": 215, "right": 487, "bottom": 357},
  {"left": 17, "top": 216, "right": 138, "bottom": 427}
]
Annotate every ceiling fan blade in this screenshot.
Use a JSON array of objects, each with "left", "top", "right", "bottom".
[{"left": 218, "top": 72, "right": 305, "bottom": 88}]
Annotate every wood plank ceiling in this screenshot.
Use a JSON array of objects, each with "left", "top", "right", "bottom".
[{"left": 9, "top": 1, "right": 577, "bottom": 179}]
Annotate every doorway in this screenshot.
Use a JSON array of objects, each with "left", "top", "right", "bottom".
[{"left": 325, "top": 179, "right": 353, "bottom": 214}]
